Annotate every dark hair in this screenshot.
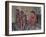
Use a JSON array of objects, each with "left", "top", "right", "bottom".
[
  {"left": 21, "top": 11, "right": 24, "bottom": 15},
  {"left": 16, "top": 9, "right": 19, "bottom": 12},
  {"left": 31, "top": 11, "right": 36, "bottom": 14},
  {"left": 16, "top": 9, "right": 19, "bottom": 15}
]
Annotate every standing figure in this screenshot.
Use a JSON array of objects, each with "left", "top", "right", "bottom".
[
  {"left": 28, "top": 11, "right": 38, "bottom": 30},
  {"left": 19, "top": 11, "right": 24, "bottom": 30},
  {"left": 19, "top": 11, "right": 27, "bottom": 30},
  {"left": 16, "top": 9, "right": 20, "bottom": 28}
]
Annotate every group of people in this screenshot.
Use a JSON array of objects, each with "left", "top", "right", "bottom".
[
  {"left": 12, "top": 9, "right": 39, "bottom": 31},
  {"left": 16, "top": 9, "right": 27, "bottom": 30}
]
